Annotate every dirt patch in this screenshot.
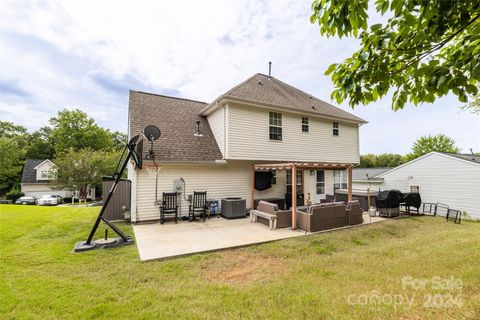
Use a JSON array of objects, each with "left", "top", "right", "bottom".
[{"left": 203, "top": 249, "right": 285, "bottom": 285}]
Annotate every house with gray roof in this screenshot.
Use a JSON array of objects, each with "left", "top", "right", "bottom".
[
  {"left": 352, "top": 152, "right": 480, "bottom": 219},
  {"left": 128, "top": 73, "right": 366, "bottom": 222},
  {"left": 21, "top": 159, "right": 94, "bottom": 199}
]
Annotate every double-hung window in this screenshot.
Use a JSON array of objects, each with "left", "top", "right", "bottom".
[
  {"left": 333, "top": 122, "right": 339, "bottom": 136},
  {"left": 333, "top": 170, "right": 347, "bottom": 191},
  {"left": 269, "top": 112, "right": 282, "bottom": 141},
  {"left": 302, "top": 116, "right": 309, "bottom": 133}
]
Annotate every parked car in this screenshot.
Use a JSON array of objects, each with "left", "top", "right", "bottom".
[
  {"left": 15, "top": 196, "right": 37, "bottom": 205},
  {"left": 37, "top": 195, "right": 58, "bottom": 206},
  {"left": 53, "top": 195, "right": 63, "bottom": 204}
]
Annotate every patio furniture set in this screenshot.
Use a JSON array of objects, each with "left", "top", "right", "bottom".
[{"left": 250, "top": 200, "right": 363, "bottom": 232}]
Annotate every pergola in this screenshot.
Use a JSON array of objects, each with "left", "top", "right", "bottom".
[{"left": 251, "top": 162, "right": 354, "bottom": 230}]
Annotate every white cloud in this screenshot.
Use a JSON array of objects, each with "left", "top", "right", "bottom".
[{"left": 0, "top": 0, "right": 478, "bottom": 154}]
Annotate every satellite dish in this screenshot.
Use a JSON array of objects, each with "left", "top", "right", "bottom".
[{"left": 142, "top": 125, "right": 161, "bottom": 142}]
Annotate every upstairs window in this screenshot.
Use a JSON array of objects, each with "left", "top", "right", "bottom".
[
  {"left": 269, "top": 112, "right": 282, "bottom": 141},
  {"left": 302, "top": 116, "right": 309, "bottom": 133},
  {"left": 410, "top": 186, "right": 420, "bottom": 193},
  {"left": 40, "top": 170, "right": 52, "bottom": 180},
  {"left": 333, "top": 122, "right": 339, "bottom": 136}
]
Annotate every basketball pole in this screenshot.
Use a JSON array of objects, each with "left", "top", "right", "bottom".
[{"left": 79, "top": 135, "right": 141, "bottom": 250}]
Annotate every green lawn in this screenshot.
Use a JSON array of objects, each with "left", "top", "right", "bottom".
[{"left": 1, "top": 205, "right": 479, "bottom": 319}]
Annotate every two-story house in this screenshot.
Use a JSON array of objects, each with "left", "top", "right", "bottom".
[
  {"left": 21, "top": 158, "right": 95, "bottom": 200},
  {"left": 128, "top": 73, "right": 366, "bottom": 222}
]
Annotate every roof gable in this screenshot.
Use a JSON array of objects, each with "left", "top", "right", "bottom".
[
  {"left": 128, "top": 91, "right": 223, "bottom": 162},
  {"left": 21, "top": 159, "right": 53, "bottom": 184},
  {"left": 33, "top": 159, "right": 56, "bottom": 170},
  {"left": 201, "top": 73, "right": 366, "bottom": 124}
]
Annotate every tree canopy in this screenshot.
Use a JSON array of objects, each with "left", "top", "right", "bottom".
[
  {"left": 49, "top": 109, "right": 117, "bottom": 154},
  {"left": 311, "top": 0, "right": 480, "bottom": 110},
  {"left": 51, "top": 148, "right": 120, "bottom": 199},
  {"left": 406, "top": 134, "right": 460, "bottom": 160},
  {"left": 359, "top": 153, "right": 404, "bottom": 168}
]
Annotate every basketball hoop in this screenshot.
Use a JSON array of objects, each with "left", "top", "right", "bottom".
[{"left": 144, "top": 165, "right": 161, "bottom": 178}]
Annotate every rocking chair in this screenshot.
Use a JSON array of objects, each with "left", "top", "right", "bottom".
[
  {"left": 188, "top": 191, "right": 207, "bottom": 222},
  {"left": 160, "top": 192, "right": 179, "bottom": 224}
]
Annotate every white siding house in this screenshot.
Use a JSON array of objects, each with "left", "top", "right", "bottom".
[
  {"left": 128, "top": 73, "right": 366, "bottom": 222},
  {"left": 357, "top": 153, "right": 480, "bottom": 220}
]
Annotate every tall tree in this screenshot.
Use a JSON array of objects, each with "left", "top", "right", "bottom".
[
  {"left": 311, "top": 0, "right": 480, "bottom": 109},
  {"left": 0, "top": 121, "right": 28, "bottom": 148},
  {"left": 406, "top": 134, "right": 460, "bottom": 160},
  {"left": 0, "top": 137, "right": 25, "bottom": 195},
  {"left": 49, "top": 109, "right": 115, "bottom": 154},
  {"left": 50, "top": 148, "right": 120, "bottom": 200},
  {"left": 25, "top": 126, "right": 55, "bottom": 159}
]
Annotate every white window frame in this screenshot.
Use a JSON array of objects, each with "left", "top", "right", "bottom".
[
  {"left": 333, "top": 170, "right": 347, "bottom": 191},
  {"left": 302, "top": 116, "right": 309, "bottom": 133},
  {"left": 269, "top": 112, "right": 283, "bottom": 141}
]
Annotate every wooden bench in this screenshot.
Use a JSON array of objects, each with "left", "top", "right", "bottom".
[{"left": 250, "top": 209, "right": 277, "bottom": 230}]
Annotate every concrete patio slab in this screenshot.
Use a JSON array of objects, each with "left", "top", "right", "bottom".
[{"left": 133, "top": 213, "right": 386, "bottom": 261}]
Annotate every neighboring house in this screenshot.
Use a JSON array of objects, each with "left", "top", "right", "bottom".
[
  {"left": 352, "top": 167, "right": 392, "bottom": 190},
  {"left": 353, "top": 152, "right": 480, "bottom": 220},
  {"left": 128, "top": 73, "right": 366, "bottom": 222},
  {"left": 21, "top": 159, "right": 95, "bottom": 199}
]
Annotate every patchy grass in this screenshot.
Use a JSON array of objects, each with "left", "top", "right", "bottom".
[{"left": 1, "top": 204, "right": 479, "bottom": 319}]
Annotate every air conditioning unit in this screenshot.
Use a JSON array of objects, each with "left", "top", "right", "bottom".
[{"left": 221, "top": 198, "right": 246, "bottom": 219}]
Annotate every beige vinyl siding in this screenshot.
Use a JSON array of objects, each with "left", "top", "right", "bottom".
[
  {"left": 135, "top": 161, "right": 287, "bottom": 222},
  {"left": 227, "top": 103, "right": 359, "bottom": 163},
  {"left": 207, "top": 106, "right": 225, "bottom": 158},
  {"left": 134, "top": 164, "right": 344, "bottom": 222},
  {"left": 377, "top": 153, "right": 480, "bottom": 219}
]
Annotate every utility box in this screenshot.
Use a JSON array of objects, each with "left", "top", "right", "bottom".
[{"left": 173, "top": 179, "right": 184, "bottom": 193}]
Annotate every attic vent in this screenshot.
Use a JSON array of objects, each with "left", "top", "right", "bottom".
[
  {"left": 257, "top": 80, "right": 263, "bottom": 85},
  {"left": 309, "top": 96, "right": 313, "bottom": 99},
  {"left": 311, "top": 106, "right": 317, "bottom": 110}
]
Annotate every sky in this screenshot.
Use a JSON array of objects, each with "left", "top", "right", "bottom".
[{"left": 0, "top": 0, "right": 479, "bottom": 155}]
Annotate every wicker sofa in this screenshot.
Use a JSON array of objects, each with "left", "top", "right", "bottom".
[
  {"left": 296, "top": 201, "right": 363, "bottom": 232},
  {"left": 346, "top": 201, "right": 363, "bottom": 225},
  {"left": 250, "top": 201, "right": 292, "bottom": 229}
]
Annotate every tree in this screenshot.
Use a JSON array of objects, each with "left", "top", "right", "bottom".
[
  {"left": 49, "top": 109, "right": 116, "bottom": 154},
  {"left": 311, "top": 1, "right": 480, "bottom": 110},
  {"left": 25, "top": 126, "right": 55, "bottom": 159},
  {"left": 0, "top": 137, "right": 25, "bottom": 195},
  {"left": 0, "top": 121, "right": 28, "bottom": 148},
  {"left": 51, "top": 148, "right": 120, "bottom": 200},
  {"left": 406, "top": 134, "right": 460, "bottom": 160},
  {"left": 359, "top": 153, "right": 404, "bottom": 167},
  {"left": 461, "top": 85, "right": 480, "bottom": 114}
]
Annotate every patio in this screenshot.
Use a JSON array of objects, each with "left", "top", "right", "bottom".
[{"left": 133, "top": 213, "right": 386, "bottom": 261}]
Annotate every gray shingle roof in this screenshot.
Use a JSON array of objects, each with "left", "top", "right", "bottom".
[
  {"left": 442, "top": 152, "right": 480, "bottom": 164},
  {"left": 128, "top": 91, "right": 223, "bottom": 162},
  {"left": 21, "top": 159, "right": 50, "bottom": 183},
  {"left": 352, "top": 167, "right": 392, "bottom": 181},
  {"left": 201, "top": 73, "right": 366, "bottom": 123}
]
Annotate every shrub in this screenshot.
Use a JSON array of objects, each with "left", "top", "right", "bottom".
[{"left": 6, "top": 189, "right": 25, "bottom": 202}]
